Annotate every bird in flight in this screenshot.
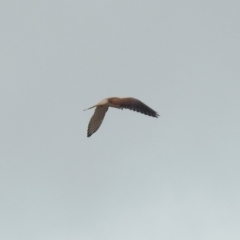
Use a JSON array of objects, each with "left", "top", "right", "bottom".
[{"left": 84, "top": 97, "right": 159, "bottom": 137}]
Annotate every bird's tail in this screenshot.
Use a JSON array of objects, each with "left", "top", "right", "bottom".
[{"left": 83, "top": 105, "right": 96, "bottom": 111}]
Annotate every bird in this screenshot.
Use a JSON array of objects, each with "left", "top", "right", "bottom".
[{"left": 84, "top": 97, "right": 159, "bottom": 137}]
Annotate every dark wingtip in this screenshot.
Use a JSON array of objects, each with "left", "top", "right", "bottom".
[{"left": 147, "top": 110, "right": 159, "bottom": 118}]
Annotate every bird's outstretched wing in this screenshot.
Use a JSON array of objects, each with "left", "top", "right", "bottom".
[
  {"left": 87, "top": 105, "right": 108, "bottom": 137},
  {"left": 118, "top": 98, "right": 159, "bottom": 117}
]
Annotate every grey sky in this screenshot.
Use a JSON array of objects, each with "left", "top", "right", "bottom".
[{"left": 1, "top": 1, "right": 240, "bottom": 240}]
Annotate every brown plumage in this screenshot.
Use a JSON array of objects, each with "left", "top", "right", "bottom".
[{"left": 84, "top": 97, "right": 159, "bottom": 137}]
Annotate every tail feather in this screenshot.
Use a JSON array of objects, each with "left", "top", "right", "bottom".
[{"left": 83, "top": 105, "right": 96, "bottom": 111}]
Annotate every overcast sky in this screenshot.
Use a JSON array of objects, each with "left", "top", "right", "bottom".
[{"left": 1, "top": 1, "right": 240, "bottom": 240}]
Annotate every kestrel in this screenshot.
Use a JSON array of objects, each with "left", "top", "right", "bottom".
[{"left": 84, "top": 97, "right": 159, "bottom": 137}]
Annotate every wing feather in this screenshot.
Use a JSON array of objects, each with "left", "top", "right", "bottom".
[
  {"left": 87, "top": 105, "right": 108, "bottom": 137},
  {"left": 119, "top": 98, "right": 159, "bottom": 117}
]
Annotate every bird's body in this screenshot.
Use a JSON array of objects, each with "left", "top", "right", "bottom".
[{"left": 84, "top": 97, "right": 159, "bottom": 137}]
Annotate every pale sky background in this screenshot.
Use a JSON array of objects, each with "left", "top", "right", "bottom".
[{"left": 1, "top": 1, "right": 240, "bottom": 240}]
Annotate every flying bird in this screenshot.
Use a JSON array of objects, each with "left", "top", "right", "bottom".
[{"left": 84, "top": 97, "right": 159, "bottom": 137}]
